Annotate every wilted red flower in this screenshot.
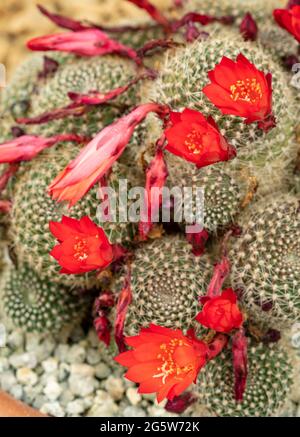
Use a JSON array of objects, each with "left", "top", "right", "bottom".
[
  {"left": 240, "top": 12, "right": 258, "bottom": 41},
  {"left": 202, "top": 54, "right": 275, "bottom": 130},
  {"left": 274, "top": 5, "right": 300, "bottom": 43},
  {"left": 49, "top": 103, "right": 168, "bottom": 207},
  {"left": 139, "top": 148, "right": 168, "bottom": 240},
  {"left": 127, "top": 0, "right": 171, "bottom": 30},
  {"left": 115, "top": 324, "right": 208, "bottom": 402},
  {"left": 232, "top": 327, "right": 248, "bottom": 401},
  {"left": 164, "top": 108, "right": 236, "bottom": 168},
  {"left": 27, "top": 29, "right": 139, "bottom": 63},
  {"left": 49, "top": 215, "right": 114, "bottom": 274},
  {"left": 0, "top": 134, "right": 85, "bottom": 164},
  {"left": 196, "top": 288, "right": 243, "bottom": 333}
]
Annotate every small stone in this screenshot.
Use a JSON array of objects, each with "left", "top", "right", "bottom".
[
  {"left": 0, "top": 357, "right": 9, "bottom": 372},
  {"left": 86, "top": 348, "right": 101, "bottom": 365},
  {"left": 147, "top": 406, "right": 177, "bottom": 417},
  {"left": 42, "top": 358, "right": 58, "bottom": 373},
  {"left": 70, "top": 363, "right": 95, "bottom": 377},
  {"left": 7, "top": 331, "right": 24, "bottom": 349},
  {"left": 66, "top": 345, "right": 86, "bottom": 364},
  {"left": 126, "top": 387, "right": 142, "bottom": 406},
  {"left": 66, "top": 399, "right": 86, "bottom": 416},
  {"left": 16, "top": 368, "right": 38, "bottom": 386},
  {"left": 105, "top": 376, "right": 125, "bottom": 401},
  {"left": 43, "top": 379, "right": 63, "bottom": 401},
  {"left": 122, "top": 406, "right": 146, "bottom": 417},
  {"left": 10, "top": 384, "right": 23, "bottom": 400},
  {"left": 55, "top": 344, "right": 69, "bottom": 361},
  {"left": 59, "top": 389, "right": 74, "bottom": 406},
  {"left": 9, "top": 352, "right": 37, "bottom": 369},
  {"left": 69, "top": 375, "right": 97, "bottom": 397},
  {"left": 0, "top": 371, "right": 17, "bottom": 391},
  {"left": 94, "top": 363, "right": 110, "bottom": 379},
  {"left": 25, "top": 333, "right": 41, "bottom": 352},
  {"left": 40, "top": 402, "right": 65, "bottom": 417},
  {"left": 87, "top": 391, "right": 119, "bottom": 417},
  {"left": 58, "top": 362, "right": 70, "bottom": 381}
]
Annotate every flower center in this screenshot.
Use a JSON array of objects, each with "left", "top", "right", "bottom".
[
  {"left": 73, "top": 236, "right": 89, "bottom": 261},
  {"left": 230, "top": 78, "right": 262, "bottom": 104},
  {"left": 153, "top": 338, "right": 194, "bottom": 384},
  {"left": 184, "top": 129, "right": 204, "bottom": 155}
]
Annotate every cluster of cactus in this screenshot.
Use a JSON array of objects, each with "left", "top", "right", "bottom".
[{"left": 0, "top": 0, "right": 299, "bottom": 417}]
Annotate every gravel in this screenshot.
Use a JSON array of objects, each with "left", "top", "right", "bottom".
[{"left": 0, "top": 319, "right": 299, "bottom": 417}]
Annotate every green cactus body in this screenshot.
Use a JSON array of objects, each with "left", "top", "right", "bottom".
[
  {"left": 197, "top": 340, "right": 293, "bottom": 417},
  {"left": 230, "top": 194, "right": 300, "bottom": 327},
  {"left": 10, "top": 144, "right": 136, "bottom": 288},
  {"left": 115, "top": 235, "right": 212, "bottom": 335},
  {"left": 2, "top": 263, "right": 87, "bottom": 333},
  {"left": 0, "top": 53, "right": 70, "bottom": 119}
]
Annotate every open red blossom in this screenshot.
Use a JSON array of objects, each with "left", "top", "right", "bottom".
[
  {"left": 49, "top": 215, "right": 114, "bottom": 274},
  {"left": 202, "top": 54, "right": 275, "bottom": 130},
  {"left": 49, "top": 103, "right": 168, "bottom": 207},
  {"left": 27, "top": 29, "right": 140, "bottom": 63},
  {"left": 0, "top": 134, "right": 86, "bottom": 164},
  {"left": 274, "top": 6, "right": 300, "bottom": 43},
  {"left": 164, "top": 108, "right": 236, "bottom": 168},
  {"left": 115, "top": 324, "right": 208, "bottom": 402},
  {"left": 196, "top": 288, "right": 243, "bottom": 333}
]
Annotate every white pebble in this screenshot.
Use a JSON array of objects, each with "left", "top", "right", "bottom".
[
  {"left": 42, "top": 358, "right": 58, "bottom": 373},
  {"left": 126, "top": 387, "right": 142, "bottom": 406},
  {"left": 105, "top": 376, "right": 125, "bottom": 401},
  {"left": 16, "top": 368, "right": 38, "bottom": 386},
  {"left": 69, "top": 375, "right": 97, "bottom": 397},
  {"left": 122, "top": 406, "right": 146, "bottom": 417},
  {"left": 9, "top": 352, "right": 37, "bottom": 369},
  {"left": 70, "top": 363, "right": 95, "bottom": 377},
  {"left": 43, "top": 379, "right": 63, "bottom": 401},
  {"left": 40, "top": 402, "right": 65, "bottom": 417},
  {"left": 94, "top": 363, "right": 110, "bottom": 379},
  {"left": 66, "top": 399, "right": 86, "bottom": 416}
]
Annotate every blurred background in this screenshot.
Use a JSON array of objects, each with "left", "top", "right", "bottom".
[{"left": 0, "top": 0, "right": 173, "bottom": 78}]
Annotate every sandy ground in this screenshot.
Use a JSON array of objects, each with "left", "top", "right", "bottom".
[{"left": 0, "top": 0, "right": 173, "bottom": 79}]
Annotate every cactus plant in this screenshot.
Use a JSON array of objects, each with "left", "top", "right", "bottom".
[{"left": 0, "top": 0, "right": 299, "bottom": 418}]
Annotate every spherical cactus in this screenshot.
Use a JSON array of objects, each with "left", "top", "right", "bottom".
[
  {"left": 197, "top": 339, "right": 293, "bottom": 417},
  {"left": 0, "top": 53, "right": 69, "bottom": 119},
  {"left": 230, "top": 194, "right": 300, "bottom": 327},
  {"left": 143, "top": 34, "right": 297, "bottom": 195},
  {"left": 115, "top": 235, "right": 213, "bottom": 335},
  {"left": 2, "top": 263, "right": 87, "bottom": 333},
  {"left": 165, "top": 156, "right": 250, "bottom": 232},
  {"left": 10, "top": 144, "right": 136, "bottom": 288}
]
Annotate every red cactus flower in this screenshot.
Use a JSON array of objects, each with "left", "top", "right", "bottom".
[
  {"left": 0, "top": 134, "right": 85, "bottom": 164},
  {"left": 202, "top": 54, "right": 275, "bottom": 130},
  {"left": 196, "top": 288, "right": 243, "bottom": 333},
  {"left": 115, "top": 324, "right": 208, "bottom": 402},
  {"left": 240, "top": 13, "right": 258, "bottom": 41},
  {"left": 27, "top": 29, "right": 139, "bottom": 63},
  {"left": 49, "top": 215, "right": 114, "bottom": 274},
  {"left": 274, "top": 5, "right": 300, "bottom": 43},
  {"left": 164, "top": 108, "right": 236, "bottom": 168},
  {"left": 48, "top": 103, "right": 168, "bottom": 207}
]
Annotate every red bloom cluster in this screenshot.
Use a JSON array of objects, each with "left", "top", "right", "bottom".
[{"left": 49, "top": 215, "right": 114, "bottom": 274}]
